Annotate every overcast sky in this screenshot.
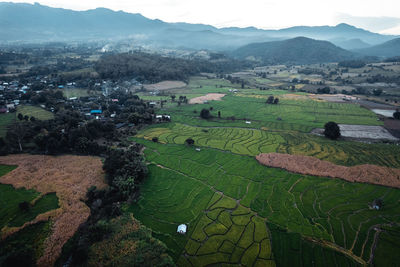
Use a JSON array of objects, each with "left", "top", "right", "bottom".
[{"left": 6, "top": 0, "right": 400, "bottom": 34}]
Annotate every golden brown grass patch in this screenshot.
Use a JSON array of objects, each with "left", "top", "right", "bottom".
[
  {"left": 256, "top": 153, "right": 400, "bottom": 188},
  {"left": 0, "top": 154, "right": 106, "bottom": 267},
  {"left": 189, "top": 93, "right": 226, "bottom": 104}
]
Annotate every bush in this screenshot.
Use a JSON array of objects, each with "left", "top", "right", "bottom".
[
  {"left": 185, "top": 138, "right": 195, "bottom": 146},
  {"left": 152, "top": 137, "right": 159, "bottom": 143},
  {"left": 324, "top": 121, "right": 341, "bottom": 140},
  {"left": 394, "top": 111, "right": 400, "bottom": 120},
  {"left": 18, "top": 201, "right": 30, "bottom": 212},
  {"left": 200, "top": 109, "right": 211, "bottom": 119}
]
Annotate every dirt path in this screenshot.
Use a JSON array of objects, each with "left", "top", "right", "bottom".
[{"left": 256, "top": 153, "right": 400, "bottom": 189}]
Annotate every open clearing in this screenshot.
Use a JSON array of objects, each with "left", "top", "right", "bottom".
[
  {"left": 144, "top": 81, "right": 187, "bottom": 91},
  {"left": 0, "top": 155, "right": 106, "bottom": 266},
  {"left": 189, "top": 93, "right": 226, "bottom": 104},
  {"left": 17, "top": 105, "right": 54, "bottom": 120},
  {"left": 256, "top": 153, "right": 400, "bottom": 188},
  {"left": 313, "top": 124, "right": 398, "bottom": 140}
]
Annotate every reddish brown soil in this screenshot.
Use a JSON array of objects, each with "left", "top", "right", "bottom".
[
  {"left": 256, "top": 153, "right": 400, "bottom": 188},
  {"left": 189, "top": 93, "right": 226, "bottom": 104},
  {"left": 0, "top": 154, "right": 106, "bottom": 267}
]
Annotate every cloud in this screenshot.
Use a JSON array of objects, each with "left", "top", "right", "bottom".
[{"left": 335, "top": 13, "right": 400, "bottom": 34}]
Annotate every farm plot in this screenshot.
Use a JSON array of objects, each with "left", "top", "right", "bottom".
[
  {"left": 163, "top": 95, "right": 382, "bottom": 132},
  {"left": 178, "top": 195, "right": 275, "bottom": 267},
  {"left": 17, "top": 105, "right": 54, "bottom": 120},
  {"left": 132, "top": 140, "right": 400, "bottom": 265},
  {"left": 136, "top": 123, "right": 400, "bottom": 168}
]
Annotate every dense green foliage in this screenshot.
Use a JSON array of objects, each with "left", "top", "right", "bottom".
[
  {"left": 86, "top": 215, "right": 174, "bottom": 266},
  {"left": 95, "top": 52, "right": 248, "bottom": 82},
  {"left": 324, "top": 121, "right": 341, "bottom": 140},
  {"left": 338, "top": 60, "right": 366, "bottom": 68},
  {"left": 0, "top": 221, "right": 52, "bottom": 267},
  {"left": 232, "top": 37, "right": 355, "bottom": 64}
]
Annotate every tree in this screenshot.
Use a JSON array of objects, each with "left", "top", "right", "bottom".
[
  {"left": 266, "top": 96, "right": 274, "bottom": 104},
  {"left": 6, "top": 123, "right": 28, "bottom": 152},
  {"left": 273, "top": 98, "right": 279, "bottom": 104},
  {"left": 218, "top": 111, "right": 221, "bottom": 118},
  {"left": 17, "top": 113, "right": 23, "bottom": 121},
  {"left": 185, "top": 138, "right": 194, "bottom": 146},
  {"left": 393, "top": 111, "right": 400, "bottom": 120},
  {"left": 200, "top": 108, "right": 211, "bottom": 119},
  {"left": 373, "top": 89, "right": 383, "bottom": 96},
  {"left": 19, "top": 201, "right": 30, "bottom": 212},
  {"left": 170, "top": 95, "right": 176, "bottom": 102},
  {"left": 324, "top": 121, "right": 341, "bottom": 140}
]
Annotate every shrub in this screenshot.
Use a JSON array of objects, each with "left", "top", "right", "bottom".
[
  {"left": 394, "top": 111, "right": 400, "bottom": 120},
  {"left": 185, "top": 138, "right": 195, "bottom": 146},
  {"left": 18, "top": 201, "right": 30, "bottom": 212},
  {"left": 324, "top": 121, "right": 341, "bottom": 140},
  {"left": 200, "top": 109, "right": 211, "bottom": 119}
]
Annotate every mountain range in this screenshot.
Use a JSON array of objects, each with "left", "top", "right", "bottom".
[
  {"left": 231, "top": 37, "right": 356, "bottom": 64},
  {"left": 0, "top": 2, "right": 399, "bottom": 60}
]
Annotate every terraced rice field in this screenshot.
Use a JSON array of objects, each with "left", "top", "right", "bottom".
[
  {"left": 136, "top": 123, "right": 400, "bottom": 168},
  {"left": 127, "top": 140, "right": 400, "bottom": 266}
]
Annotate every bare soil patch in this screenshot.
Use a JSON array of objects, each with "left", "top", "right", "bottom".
[
  {"left": 189, "top": 93, "right": 226, "bottom": 104},
  {"left": 309, "top": 94, "right": 358, "bottom": 103},
  {"left": 312, "top": 124, "right": 398, "bottom": 141},
  {"left": 256, "top": 153, "right": 400, "bottom": 188},
  {"left": 144, "top": 81, "right": 186, "bottom": 91},
  {"left": 0, "top": 154, "right": 106, "bottom": 267}
]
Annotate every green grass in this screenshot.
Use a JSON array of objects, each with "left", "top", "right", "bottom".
[
  {"left": 17, "top": 105, "right": 54, "bottom": 121},
  {"left": 0, "top": 113, "right": 15, "bottom": 137},
  {"left": 268, "top": 223, "right": 360, "bottom": 267},
  {"left": 128, "top": 140, "right": 400, "bottom": 265},
  {"left": 135, "top": 123, "right": 400, "bottom": 168},
  {"left": 62, "top": 88, "right": 91, "bottom": 98},
  {"left": 0, "top": 221, "right": 52, "bottom": 266},
  {"left": 159, "top": 94, "right": 381, "bottom": 132},
  {"left": 8, "top": 193, "right": 59, "bottom": 227},
  {"left": 0, "top": 164, "right": 59, "bottom": 229}
]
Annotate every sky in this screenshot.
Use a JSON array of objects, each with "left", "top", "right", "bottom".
[{"left": 6, "top": 0, "right": 400, "bottom": 34}]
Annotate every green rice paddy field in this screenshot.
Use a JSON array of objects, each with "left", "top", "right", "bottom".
[
  {"left": 159, "top": 93, "right": 381, "bottom": 133},
  {"left": 126, "top": 140, "right": 400, "bottom": 266},
  {"left": 131, "top": 77, "right": 400, "bottom": 266}
]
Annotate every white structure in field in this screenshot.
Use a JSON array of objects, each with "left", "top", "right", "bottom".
[{"left": 177, "top": 224, "right": 187, "bottom": 234}]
